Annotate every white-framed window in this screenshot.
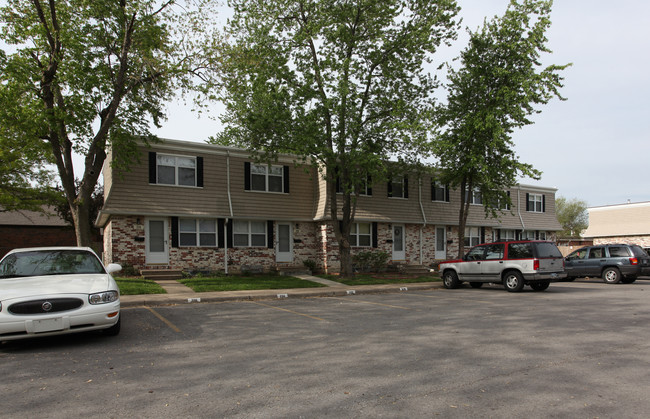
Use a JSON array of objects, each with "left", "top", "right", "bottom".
[
  {"left": 528, "top": 193, "right": 544, "bottom": 212},
  {"left": 179, "top": 219, "right": 217, "bottom": 247},
  {"left": 351, "top": 222, "right": 372, "bottom": 247},
  {"left": 157, "top": 154, "right": 197, "bottom": 186},
  {"left": 464, "top": 188, "right": 482, "bottom": 205},
  {"left": 539, "top": 231, "right": 547, "bottom": 240},
  {"left": 522, "top": 230, "right": 537, "bottom": 240},
  {"left": 497, "top": 229, "right": 516, "bottom": 241},
  {"left": 464, "top": 227, "right": 481, "bottom": 247},
  {"left": 389, "top": 176, "right": 407, "bottom": 199},
  {"left": 251, "top": 164, "right": 284, "bottom": 193},
  {"left": 337, "top": 175, "right": 372, "bottom": 196},
  {"left": 432, "top": 181, "right": 448, "bottom": 202},
  {"left": 233, "top": 220, "right": 267, "bottom": 247}
]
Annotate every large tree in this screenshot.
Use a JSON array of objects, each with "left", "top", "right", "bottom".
[
  {"left": 0, "top": 0, "right": 217, "bottom": 245},
  {"left": 209, "top": 0, "right": 460, "bottom": 276},
  {"left": 555, "top": 196, "right": 588, "bottom": 238},
  {"left": 434, "top": 0, "right": 570, "bottom": 257}
]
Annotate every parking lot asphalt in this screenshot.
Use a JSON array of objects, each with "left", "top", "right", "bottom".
[{"left": 119, "top": 274, "right": 443, "bottom": 307}]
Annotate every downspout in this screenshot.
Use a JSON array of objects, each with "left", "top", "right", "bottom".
[
  {"left": 517, "top": 186, "right": 526, "bottom": 238},
  {"left": 225, "top": 151, "right": 234, "bottom": 274},
  {"left": 418, "top": 177, "right": 427, "bottom": 264}
]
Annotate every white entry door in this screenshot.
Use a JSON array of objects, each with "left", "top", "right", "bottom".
[
  {"left": 146, "top": 218, "right": 169, "bottom": 264},
  {"left": 392, "top": 224, "right": 406, "bottom": 261},
  {"left": 276, "top": 223, "right": 293, "bottom": 263},
  {"left": 435, "top": 227, "right": 447, "bottom": 259}
]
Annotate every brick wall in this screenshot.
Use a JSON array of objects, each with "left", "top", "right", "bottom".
[{"left": 0, "top": 226, "right": 77, "bottom": 258}]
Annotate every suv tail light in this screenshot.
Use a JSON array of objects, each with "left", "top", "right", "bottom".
[
  {"left": 630, "top": 257, "right": 638, "bottom": 265},
  {"left": 533, "top": 259, "right": 540, "bottom": 271}
]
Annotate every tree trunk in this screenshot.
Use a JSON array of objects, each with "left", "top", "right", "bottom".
[{"left": 71, "top": 201, "right": 93, "bottom": 247}]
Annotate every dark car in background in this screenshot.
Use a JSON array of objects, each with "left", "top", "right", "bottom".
[{"left": 564, "top": 244, "right": 650, "bottom": 284}]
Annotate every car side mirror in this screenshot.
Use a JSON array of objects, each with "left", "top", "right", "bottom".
[{"left": 106, "top": 263, "right": 122, "bottom": 274}]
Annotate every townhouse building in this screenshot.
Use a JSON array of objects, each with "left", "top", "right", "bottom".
[{"left": 97, "top": 138, "right": 562, "bottom": 274}]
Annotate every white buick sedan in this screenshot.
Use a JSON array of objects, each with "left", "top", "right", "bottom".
[{"left": 0, "top": 247, "right": 121, "bottom": 342}]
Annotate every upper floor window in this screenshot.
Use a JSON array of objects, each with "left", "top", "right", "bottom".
[
  {"left": 465, "top": 188, "right": 482, "bottom": 205},
  {"left": 179, "top": 219, "right": 217, "bottom": 247},
  {"left": 388, "top": 176, "right": 408, "bottom": 199},
  {"left": 351, "top": 222, "right": 372, "bottom": 247},
  {"left": 150, "top": 152, "right": 202, "bottom": 187},
  {"left": 233, "top": 220, "right": 267, "bottom": 247},
  {"left": 431, "top": 181, "right": 449, "bottom": 202},
  {"left": 337, "top": 174, "right": 372, "bottom": 196},
  {"left": 245, "top": 162, "right": 289, "bottom": 193},
  {"left": 527, "top": 193, "right": 545, "bottom": 212}
]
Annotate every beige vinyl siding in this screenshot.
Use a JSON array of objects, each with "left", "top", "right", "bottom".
[
  {"left": 102, "top": 144, "right": 316, "bottom": 221},
  {"left": 227, "top": 156, "right": 315, "bottom": 220},
  {"left": 585, "top": 202, "right": 650, "bottom": 238}
]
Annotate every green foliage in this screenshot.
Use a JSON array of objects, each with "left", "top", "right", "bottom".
[
  {"left": 208, "top": 0, "right": 460, "bottom": 276},
  {"left": 0, "top": 0, "right": 219, "bottom": 243},
  {"left": 352, "top": 250, "right": 391, "bottom": 273},
  {"left": 555, "top": 196, "right": 588, "bottom": 238},
  {"left": 433, "top": 0, "right": 570, "bottom": 255},
  {"left": 302, "top": 259, "right": 317, "bottom": 273}
]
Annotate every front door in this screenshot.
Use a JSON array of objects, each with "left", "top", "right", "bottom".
[
  {"left": 146, "top": 218, "right": 169, "bottom": 265},
  {"left": 392, "top": 224, "right": 406, "bottom": 261},
  {"left": 435, "top": 227, "right": 446, "bottom": 259},
  {"left": 276, "top": 223, "right": 293, "bottom": 263}
]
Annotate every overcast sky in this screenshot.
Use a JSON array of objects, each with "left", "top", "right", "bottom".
[{"left": 151, "top": 0, "right": 650, "bottom": 208}]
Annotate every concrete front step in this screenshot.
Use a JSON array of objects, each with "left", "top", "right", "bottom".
[{"left": 140, "top": 269, "right": 184, "bottom": 280}]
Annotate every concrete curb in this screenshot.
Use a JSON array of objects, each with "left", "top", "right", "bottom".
[{"left": 119, "top": 282, "right": 443, "bottom": 308}]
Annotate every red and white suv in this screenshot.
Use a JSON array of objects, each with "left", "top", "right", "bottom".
[{"left": 439, "top": 240, "right": 566, "bottom": 292}]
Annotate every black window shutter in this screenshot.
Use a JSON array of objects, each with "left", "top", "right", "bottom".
[
  {"left": 526, "top": 193, "right": 530, "bottom": 211},
  {"left": 542, "top": 195, "right": 546, "bottom": 212},
  {"left": 196, "top": 157, "right": 204, "bottom": 187},
  {"left": 171, "top": 217, "right": 179, "bottom": 248},
  {"left": 372, "top": 222, "right": 378, "bottom": 248},
  {"left": 480, "top": 227, "right": 485, "bottom": 244},
  {"left": 267, "top": 220, "right": 274, "bottom": 248},
  {"left": 404, "top": 177, "right": 409, "bottom": 199},
  {"left": 497, "top": 229, "right": 501, "bottom": 242},
  {"left": 445, "top": 185, "right": 450, "bottom": 202},
  {"left": 283, "top": 166, "right": 290, "bottom": 193},
  {"left": 149, "top": 152, "right": 157, "bottom": 184},
  {"left": 218, "top": 219, "right": 225, "bottom": 248},
  {"left": 367, "top": 175, "right": 372, "bottom": 196},
  {"left": 227, "top": 220, "right": 233, "bottom": 248},
  {"left": 387, "top": 181, "right": 393, "bottom": 197},
  {"left": 244, "top": 162, "right": 251, "bottom": 190}
]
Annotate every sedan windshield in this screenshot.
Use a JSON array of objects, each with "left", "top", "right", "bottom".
[{"left": 0, "top": 250, "right": 105, "bottom": 278}]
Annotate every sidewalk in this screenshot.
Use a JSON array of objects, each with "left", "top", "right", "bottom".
[{"left": 119, "top": 274, "right": 443, "bottom": 308}]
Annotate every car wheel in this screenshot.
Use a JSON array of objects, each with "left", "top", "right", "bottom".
[
  {"left": 442, "top": 271, "right": 460, "bottom": 289},
  {"left": 102, "top": 316, "right": 121, "bottom": 336},
  {"left": 602, "top": 267, "right": 621, "bottom": 284},
  {"left": 503, "top": 271, "right": 525, "bottom": 292},
  {"left": 530, "top": 281, "right": 550, "bottom": 291},
  {"left": 469, "top": 282, "right": 483, "bottom": 288}
]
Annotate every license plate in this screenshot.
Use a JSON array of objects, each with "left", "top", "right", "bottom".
[
  {"left": 550, "top": 273, "right": 559, "bottom": 279},
  {"left": 33, "top": 318, "right": 64, "bottom": 333}
]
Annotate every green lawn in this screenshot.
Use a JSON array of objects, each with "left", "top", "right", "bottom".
[
  {"left": 116, "top": 277, "right": 167, "bottom": 295},
  {"left": 321, "top": 273, "right": 441, "bottom": 286},
  {"left": 180, "top": 275, "right": 328, "bottom": 292}
]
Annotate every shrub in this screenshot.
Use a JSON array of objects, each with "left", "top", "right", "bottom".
[
  {"left": 302, "top": 259, "right": 317, "bottom": 273},
  {"left": 353, "top": 251, "right": 390, "bottom": 273}
]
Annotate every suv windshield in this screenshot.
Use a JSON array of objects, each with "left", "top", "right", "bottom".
[{"left": 0, "top": 250, "right": 105, "bottom": 278}]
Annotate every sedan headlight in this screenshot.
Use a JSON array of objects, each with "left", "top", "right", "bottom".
[{"left": 89, "top": 291, "right": 119, "bottom": 305}]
